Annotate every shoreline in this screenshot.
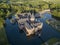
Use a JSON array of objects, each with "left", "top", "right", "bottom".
[
  {"left": 39, "top": 9, "right": 50, "bottom": 15},
  {"left": 46, "top": 19, "right": 60, "bottom": 32}
]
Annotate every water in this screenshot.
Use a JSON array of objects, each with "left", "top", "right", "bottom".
[{"left": 5, "top": 13, "right": 60, "bottom": 45}]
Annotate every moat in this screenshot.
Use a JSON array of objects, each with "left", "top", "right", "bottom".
[{"left": 5, "top": 13, "right": 60, "bottom": 45}]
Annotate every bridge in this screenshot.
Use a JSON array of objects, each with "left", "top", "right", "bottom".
[{"left": 39, "top": 9, "right": 50, "bottom": 15}]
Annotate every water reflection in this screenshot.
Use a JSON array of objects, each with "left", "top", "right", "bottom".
[{"left": 27, "top": 34, "right": 36, "bottom": 40}]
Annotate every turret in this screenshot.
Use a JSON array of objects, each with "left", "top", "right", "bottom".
[{"left": 30, "top": 13, "right": 35, "bottom": 22}]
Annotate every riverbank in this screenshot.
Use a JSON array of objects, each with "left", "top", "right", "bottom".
[
  {"left": 0, "top": 27, "right": 10, "bottom": 45},
  {"left": 52, "top": 15, "right": 60, "bottom": 20},
  {"left": 0, "top": 18, "right": 10, "bottom": 45},
  {"left": 41, "top": 38, "right": 60, "bottom": 45},
  {"left": 46, "top": 19, "right": 60, "bottom": 32},
  {"left": 39, "top": 9, "right": 50, "bottom": 15}
]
